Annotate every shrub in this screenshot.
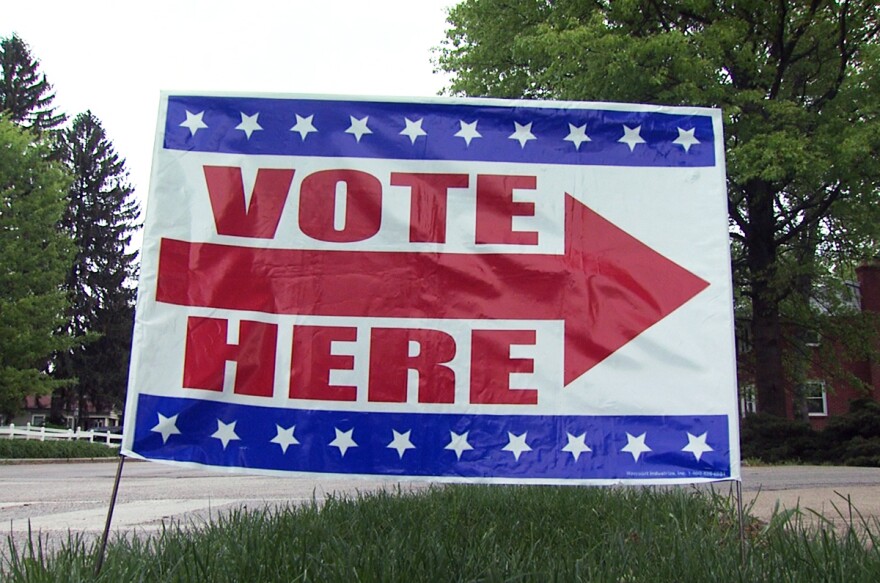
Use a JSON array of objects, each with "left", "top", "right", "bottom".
[
  {"left": 740, "top": 413, "right": 824, "bottom": 463},
  {"left": 824, "top": 399, "right": 880, "bottom": 442},
  {"left": 820, "top": 400, "right": 880, "bottom": 467},
  {"left": 840, "top": 436, "right": 880, "bottom": 468},
  {"left": 740, "top": 399, "right": 880, "bottom": 466},
  {"left": 0, "top": 439, "right": 118, "bottom": 459}
]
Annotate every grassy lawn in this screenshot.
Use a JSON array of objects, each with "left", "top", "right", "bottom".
[{"left": 3, "top": 485, "right": 879, "bottom": 582}]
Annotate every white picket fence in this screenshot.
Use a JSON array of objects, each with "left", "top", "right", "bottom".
[{"left": 0, "top": 423, "right": 122, "bottom": 447}]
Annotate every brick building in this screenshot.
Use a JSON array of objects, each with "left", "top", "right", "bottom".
[{"left": 740, "top": 263, "right": 880, "bottom": 429}]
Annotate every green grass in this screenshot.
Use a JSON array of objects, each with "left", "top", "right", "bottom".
[
  {"left": 3, "top": 485, "right": 880, "bottom": 582},
  {"left": 0, "top": 439, "right": 118, "bottom": 459}
]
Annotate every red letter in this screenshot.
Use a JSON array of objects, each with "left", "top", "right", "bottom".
[
  {"left": 475, "top": 174, "right": 538, "bottom": 245},
  {"left": 203, "top": 166, "right": 294, "bottom": 238},
  {"left": 299, "top": 169, "right": 382, "bottom": 242},
  {"left": 183, "top": 316, "right": 277, "bottom": 397},
  {"left": 290, "top": 325, "right": 357, "bottom": 401},
  {"left": 470, "top": 329, "right": 537, "bottom": 404},
  {"left": 368, "top": 328, "right": 457, "bottom": 403},
  {"left": 390, "top": 173, "right": 469, "bottom": 243}
]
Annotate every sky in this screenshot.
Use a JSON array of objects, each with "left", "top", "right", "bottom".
[{"left": 2, "top": 0, "right": 456, "bottom": 215}]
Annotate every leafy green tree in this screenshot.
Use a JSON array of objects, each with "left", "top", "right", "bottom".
[
  {"left": 53, "top": 111, "right": 139, "bottom": 424},
  {"left": 438, "top": 0, "right": 880, "bottom": 416},
  {"left": 0, "top": 116, "right": 73, "bottom": 419},
  {"left": 0, "top": 34, "right": 65, "bottom": 132}
]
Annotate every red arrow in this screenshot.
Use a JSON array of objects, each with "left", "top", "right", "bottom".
[{"left": 156, "top": 195, "right": 708, "bottom": 385}]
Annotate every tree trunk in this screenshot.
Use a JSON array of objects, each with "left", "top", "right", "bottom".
[
  {"left": 789, "top": 224, "right": 821, "bottom": 422},
  {"left": 48, "top": 388, "right": 67, "bottom": 426},
  {"left": 752, "top": 292, "right": 788, "bottom": 416},
  {"left": 49, "top": 348, "right": 74, "bottom": 426},
  {"left": 747, "top": 178, "right": 788, "bottom": 417}
]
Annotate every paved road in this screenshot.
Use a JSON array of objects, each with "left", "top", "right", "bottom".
[
  {"left": 739, "top": 465, "right": 880, "bottom": 529},
  {"left": 1, "top": 460, "right": 878, "bottom": 555},
  {"left": 0, "top": 459, "right": 430, "bottom": 558}
]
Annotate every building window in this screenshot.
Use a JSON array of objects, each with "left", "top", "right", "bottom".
[
  {"left": 803, "top": 381, "right": 828, "bottom": 417},
  {"left": 31, "top": 414, "right": 46, "bottom": 426},
  {"left": 739, "top": 384, "right": 756, "bottom": 416},
  {"left": 735, "top": 323, "right": 752, "bottom": 355}
]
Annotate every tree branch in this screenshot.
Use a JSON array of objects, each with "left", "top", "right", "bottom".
[
  {"left": 729, "top": 195, "right": 749, "bottom": 234},
  {"left": 812, "top": 0, "right": 851, "bottom": 110},
  {"left": 775, "top": 184, "right": 844, "bottom": 247},
  {"left": 769, "top": 0, "right": 822, "bottom": 99}
]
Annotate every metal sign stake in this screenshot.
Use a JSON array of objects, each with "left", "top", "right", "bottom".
[{"left": 95, "top": 454, "right": 126, "bottom": 576}]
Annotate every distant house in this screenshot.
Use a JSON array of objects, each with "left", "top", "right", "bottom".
[
  {"left": 739, "top": 263, "right": 880, "bottom": 429},
  {"left": 9, "top": 394, "right": 121, "bottom": 430}
]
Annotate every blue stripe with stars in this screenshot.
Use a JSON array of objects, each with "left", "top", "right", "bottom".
[
  {"left": 163, "top": 95, "right": 716, "bottom": 168},
  {"left": 132, "top": 394, "right": 731, "bottom": 481}
]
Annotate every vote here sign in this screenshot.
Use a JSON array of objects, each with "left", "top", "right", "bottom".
[{"left": 120, "top": 93, "right": 740, "bottom": 484}]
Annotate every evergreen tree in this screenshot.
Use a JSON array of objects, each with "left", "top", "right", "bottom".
[
  {"left": 0, "top": 34, "right": 65, "bottom": 132},
  {"left": 0, "top": 116, "right": 74, "bottom": 419},
  {"left": 438, "top": 0, "right": 880, "bottom": 417},
  {"left": 54, "top": 111, "right": 139, "bottom": 424}
]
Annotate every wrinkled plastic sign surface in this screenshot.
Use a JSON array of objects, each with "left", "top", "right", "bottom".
[{"left": 121, "top": 93, "right": 740, "bottom": 484}]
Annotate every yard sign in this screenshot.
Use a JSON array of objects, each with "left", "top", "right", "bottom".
[{"left": 121, "top": 93, "right": 740, "bottom": 484}]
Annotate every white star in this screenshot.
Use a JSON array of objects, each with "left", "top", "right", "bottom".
[
  {"left": 211, "top": 419, "right": 240, "bottom": 450},
  {"left": 150, "top": 413, "right": 181, "bottom": 444},
  {"left": 400, "top": 118, "right": 427, "bottom": 144},
  {"left": 445, "top": 431, "right": 473, "bottom": 460},
  {"left": 179, "top": 110, "right": 207, "bottom": 136},
  {"left": 619, "top": 125, "right": 646, "bottom": 151},
  {"left": 682, "top": 432, "right": 713, "bottom": 461},
  {"left": 561, "top": 432, "right": 592, "bottom": 461},
  {"left": 508, "top": 121, "right": 536, "bottom": 148},
  {"left": 621, "top": 432, "right": 652, "bottom": 462},
  {"left": 290, "top": 114, "right": 317, "bottom": 140},
  {"left": 502, "top": 431, "right": 532, "bottom": 461},
  {"left": 345, "top": 116, "right": 372, "bottom": 142},
  {"left": 235, "top": 112, "right": 262, "bottom": 139},
  {"left": 329, "top": 427, "right": 358, "bottom": 457},
  {"left": 387, "top": 429, "right": 416, "bottom": 459},
  {"left": 270, "top": 424, "right": 300, "bottom": 454},
  {"left": 564, "top": 123, "right": 591, "bottom": 150},
  {"left": 454, "top": 120, "right": 481, "bottom": 146},
  {"left": 673, "top": 127, "right": 700, "bottom": 153}
]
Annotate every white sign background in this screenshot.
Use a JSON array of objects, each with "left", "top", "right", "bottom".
[{"left": 121, "top": 93, "right": 740, "bottom": 484}]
